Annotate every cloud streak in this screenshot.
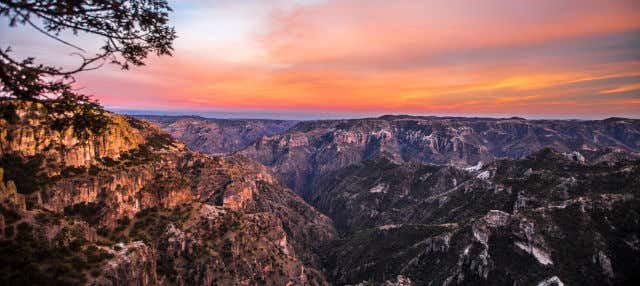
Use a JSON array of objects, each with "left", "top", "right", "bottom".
[{"left": 6, "top": 0, "right": 639, "bottom": 118}]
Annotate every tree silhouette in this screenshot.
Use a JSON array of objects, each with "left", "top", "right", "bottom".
[{"left": 0, "top": 0, "right": 176, "bottom": 136}]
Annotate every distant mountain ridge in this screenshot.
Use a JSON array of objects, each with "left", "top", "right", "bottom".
[
  {"left": 136, "top": 115, "right": 298, "bottom": 154},
  {"left": 137, "top": 114, "right": 640, "bottom": 197},
  {"left": 237, "top": 115, "right": 640, "bottom": 197}
]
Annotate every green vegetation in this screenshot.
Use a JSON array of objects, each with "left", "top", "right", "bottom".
[
  {"left": 98, "top": 156, "right": 118, "bottom": 167},
  {"left": 34, "top": 211, "right": 63, "bottom": 226},
  {"left": 0, "top": 221, "right": 113, "bottom": 286},
  {"left": 118, "top": 144, "right": 161, "bottom": 166},
  {"left": 145, "top": 133, "right": 176, "bottom": 149},
  {"left": 0, "top": 203, "right": 21, "bottom": 224},
  {"left": 64, "top": 202, "right": 106, "bottom": 225},
  {"left": 46, "top": 94, "right": 111, "bottom": 139},
  {"left": 88, "top": 165, "right": 101, "bottom": 175},
  {"left": 0, "top": 153, "right": 52, "bottom": 194},
  {"left": 0, "top": 100, "right": 19, "bottom": 123},
  {"left": 60, "top": 166, "right": 87, "bottom": 177}
]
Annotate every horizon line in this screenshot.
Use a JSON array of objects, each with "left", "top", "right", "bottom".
[{"left": 112, "top": 108, "right": 640, "bottom": 121}]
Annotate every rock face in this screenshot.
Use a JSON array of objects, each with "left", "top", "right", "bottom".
[
  {"left": 238, "top": 115, "right": 640, "bottom": 197},
  {"left": 0, "top": 100, "right": 335, "bottom": 286},
  {"left": 315, "top": 149, "right": 640, "bottom": 285},
  {"left": 1, "top": 100, "right": 145, "bottom": 169},
  {"left": 137, "top": 115, "right": 297, "bottom": 155},
  {"left": 96, "top": 241, "right": 159, "bottom": 286},
  {"left": 3, "top": 100, "right": 640, "bottom": 286}
]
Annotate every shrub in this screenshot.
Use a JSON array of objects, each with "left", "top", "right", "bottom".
[
  {"left": 88, "top": 165, "right": 101, "bottom": 175},
  {"left": 60, "top": 166, "right": 87, "bottom": 177},
  {"left": 0, "top": 153, "right": 52, "bottom": 194},
  {"left": 146, "top": 133, "right": 175, "bottom": 149},
  {"left": 100, "top": 157, "right": 118, "bottom": 167},
  {"left": 0, "top": 101, "right": 20, "bottom": 123}
]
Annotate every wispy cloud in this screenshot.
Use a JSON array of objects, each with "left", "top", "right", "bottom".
[
  {"left": 600, "top": 83, "right": 640, "bottom": 94},
  {"left": 5, "top": 0, "right": 639, "bottom": 118}
]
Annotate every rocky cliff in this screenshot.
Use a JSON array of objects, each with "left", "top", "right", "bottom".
[
  {"left": 313, "top": 149, "right": 640, "bottom": 285},
  {"left": 137, "top": 115, "right": 297, "bottom": 155},
  {"left": 238, "top": 115, "right": 640, "bottom": 197},
  {"left": 0, "top": 99, "right": 335, "bottom": 286},
  {"left": 3, "top": 100, "right": 639, "bottom": 286}
]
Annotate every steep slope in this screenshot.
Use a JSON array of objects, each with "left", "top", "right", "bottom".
[
  {"left": 137, "top": 115, "right": 297, "bottom": 154},
  {"left": 0, "top": 99, "right": 335, "bottom": 286},
  {"left": 312, "top": 149, "right": 640, "bottom": 285},
  {"left": 239, "top": 116, "right": 640, "bottom": 197}
]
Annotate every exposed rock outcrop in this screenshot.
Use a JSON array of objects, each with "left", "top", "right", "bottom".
[
  {"left": 0, "top": 99, "right": 335, "bottom": 286},
  {"left": 238, "top": 115, "right": 640, "bottom": 197},
  {"left": 95, "top": 242, "right": 158, "bottom": 286},
  {"left": 4, "top": 99, "right": 639, "bottom": 286},
  {"left": 315, "top": 149, "right": 640, "bottom": 285}
]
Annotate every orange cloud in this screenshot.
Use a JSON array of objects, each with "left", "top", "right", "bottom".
[
  {"left": 261, "top": 0, "right": 640, "bottom": 67},
  {"left": 599, "top": 83, "right": 640, "bottom": 94},
  {"left": 67, "top": 0, "right": 640, "bottom": 118}
]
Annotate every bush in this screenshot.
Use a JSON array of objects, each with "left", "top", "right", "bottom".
[
  {"left": 48, "top": 93, "right": 111, "bottom": 140},
  {"left": 100, "top": 157, "right": 118, "bottom": 167},
  {"left": 15, "top": 222, "right": 33, "bottom": 241},
  {"left": 0, "top": 153, "right": 52, "bottom": 194},
  {"left": 0, "top": 204, "right": 21, "bottom": 224},
  {"left": 60, "top": 166, "right": 87, "bottom": 177},
  {"left": 88, "top": 165, "right": 101, "bottom": 175},
  {"left": 146, "top": 133, "right": 175, "bottom": 149},
  {"left": 63, "top": 202, "right": 105, "bottom": 225},
  {"left": 0, "top": 101, "right": 20, "bottom": 123}
]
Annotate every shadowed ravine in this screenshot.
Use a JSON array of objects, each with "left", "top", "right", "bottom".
[{"left": 2, "top": 101, "right": 639, "bottom": 285}]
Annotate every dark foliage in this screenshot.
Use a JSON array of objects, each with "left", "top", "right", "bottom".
[
  {"left": 0, "top": 99, "right": 19, "bottom": 123},
  {"left": 0, "top": 0, "right": 176, "bottom": 137},
  {"left": 0, "top": 0, "right": 176, "bottom": 84},
  {"left": 146, "top": 132, "right": 176, "bottom": 149},
  {"left": 0, "top": 220, "right": 114, "bottom": 286},
  {"left": 0, "top": 153, "right": 52, "bottom": 194},
  {"left": 64, "top": 201, "right": 107, "bottom": 225},
  {"left": 47, "top": 92, "right": 111, "bottom": 138},
  {"left": 60, "top": 166, "right": 87, "bottom": 177}
]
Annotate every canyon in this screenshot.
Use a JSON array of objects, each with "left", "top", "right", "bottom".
[
  {"left": 2, "top": 102, "right": 639, "bottom": 285},
  {"left": 137, "top": 116, "right": 297, "bottom": 155},
  {"left": 1, "top": 100, "right": 333, "bottom": 285}
]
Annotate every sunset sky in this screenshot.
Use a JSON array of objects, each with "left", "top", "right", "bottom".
[{"left": 3, "top": 0, "right": 640, "bottom": 119}]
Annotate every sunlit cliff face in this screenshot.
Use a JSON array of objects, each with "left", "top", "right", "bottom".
[{"left": 5, "top": 0, "right": 640, "bottom": 118}]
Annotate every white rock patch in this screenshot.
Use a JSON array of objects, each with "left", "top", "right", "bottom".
[
  {"left": 562, "top": 151, "right": 586, "bottom": 163},
  {"left": 370, "top": 183, "right": 388, "bottom": 193},
  {"left": 477, "top": 170, "right": 491, "bottom": 180},
  {"left": 515, "top": 242, "right": 553, "bottom": 265},
  {"left": 377, "top": 224, "right": 401, "bottom": 230},
  {"left": 524, "top": 168, "right": 533, "bottom": 176},
  {"left": 536, "top": 276, "right": 564, "bottom": 286},
  {"left": 465, "top": 161, "right": 483, "bottom": 172},
  {"left": 278, "top": 235, "right": 290, "bottom": 255}
]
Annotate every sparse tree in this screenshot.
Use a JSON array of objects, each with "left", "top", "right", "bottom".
[{"left": 0, "top": 0, "right": 176, "bottom": 136}]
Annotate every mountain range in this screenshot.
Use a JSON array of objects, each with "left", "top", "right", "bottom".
[
  {"left": 148, "top": 115, "right": 639, "bottom": 198},
  {"left": 2, "top": 102, "right": 639, "bottom": 285}
]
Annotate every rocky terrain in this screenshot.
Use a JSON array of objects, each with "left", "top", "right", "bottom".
[
  {"left": 137, "top": 115, "right": 297, "bottom": 155},
  {"left": 238, "top": 115, "right": 640, "bottom": 197},
  {"left": 314, "top": 149, "right": 640, "bottom": 285},
  {"left": 0, "top": 100, "right": 334, "bottom": 286},
  {"left": 3, "top": 100, "right": 640, "bottom": 286}
]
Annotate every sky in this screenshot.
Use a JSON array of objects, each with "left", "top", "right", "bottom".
[{"left": 2, "top": 0, "right": 640, "bottom": 119}]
